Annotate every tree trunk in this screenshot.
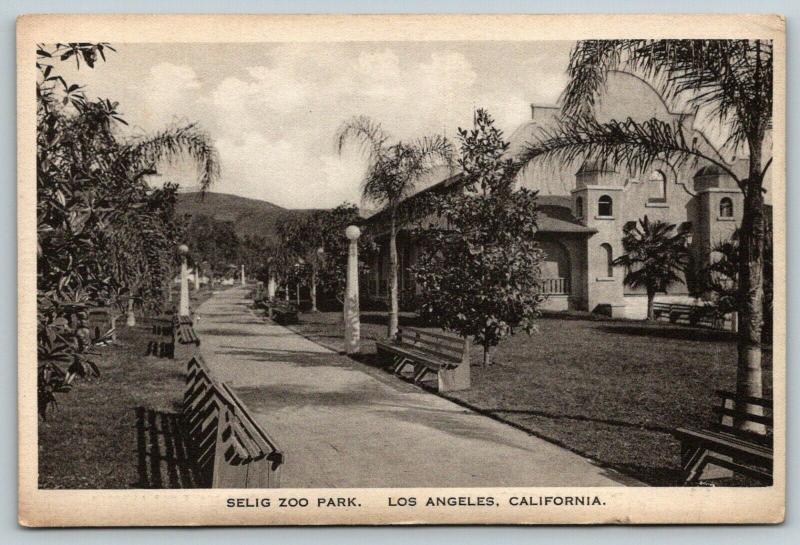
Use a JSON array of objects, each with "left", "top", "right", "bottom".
[
  {"left": 296, "top": 283, "right": 300, "bottom": 306},
  {"left": 482, "top": 342, "right": 495, "bottom": 367},
  {"left": 285, "top": 285, "right": 289, "bottom": 302},
  {"left": 388, "top": 213, "right": 399, "bottom": 339},
  {"left": 735, "top": 145, "right": 766, "bottom": 433},
  {"left": 646, "top": 289, "right": 656, "bottom": 321},
  {"left": 311, "top": 266, "right": 318, "bottom": 312}
]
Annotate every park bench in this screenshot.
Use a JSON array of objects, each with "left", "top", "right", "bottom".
[
  {"left": 176, "top": 314, "right": 200, "bottom": 346},
  {"left": 674, "top": 390, "right": 773, "bottom": 485},
  {"left": 87, "top": 306, "right": 117, "bottom": 343},
  {"left": 148, "top": 312, "right": 177, "bottom": 358},
  {"left": 652, "top": 302, "right": 723, "bottom": 328},
  {"left": 183, "top": 355, "right": 283, "bottom": 488},
  {"left": 266, "top": 300, "right": 299, "bottom": 325},
  {"left": 375, "top": 327, "right": 471, "bottom": 392}
]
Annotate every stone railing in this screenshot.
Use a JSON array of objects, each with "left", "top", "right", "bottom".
[{"left": 541, "top": 277, "right": 570, "bottom": 295}]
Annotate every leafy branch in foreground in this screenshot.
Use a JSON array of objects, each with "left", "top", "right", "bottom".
[
  {"left": 36, "top": 43, "right": 219, "bottom": 418},
  {"left": 518, "top": 115, "right": 740, "bottom": 189}
]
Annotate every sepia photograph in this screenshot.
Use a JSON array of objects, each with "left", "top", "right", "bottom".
[{"left": 17, "top": 13, "right": 785, "bottom": 526}]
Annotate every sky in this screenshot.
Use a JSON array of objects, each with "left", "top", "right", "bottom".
[{"left": 57, "top": 41, "right": 575, "bottom": 209}]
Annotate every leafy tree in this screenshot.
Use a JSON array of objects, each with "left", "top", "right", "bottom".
[
  {"left": 36, "top": 43, "right": 219, "bottom": 417},
  {"left": 38, "top": 43, "right": 218, "bottom": 308},
  {"left": 272, "top": 217, "right": 307, "bottom": 300},
  {"left": 186, "top": 214, "right": 241, "bottom": 281},
  {"left": 336, "top": 116, "right": 454, "bottom": 337},
  {"left": 270, "top": 205, "right": 376, "bottom": 311},
  {"left": 238, "top": 233, "right": 272, "bottom": 290},
  {"left": 412, "top": 109, "right": 545, "bottom": 366},
  {"left": 519, "top": 39, "right": 773, "bottom": 427},
  {"left": 612, "top": 217, "right": 690, "bottom": 320}
]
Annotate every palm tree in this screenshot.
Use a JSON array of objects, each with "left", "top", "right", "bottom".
[
  {"left": 336, "top": 116, "right": 454, "bottom": 338},
  {"left": 124, "top": 123, "right": 220, "bottom": 191},
  {"left": 518, "top": 39, "right": 772, "bottom": 430},
  {"left": 613, "top": 217, "right": 690, "bottom": 320}
]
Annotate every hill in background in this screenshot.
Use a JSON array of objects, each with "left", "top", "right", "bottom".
[{"left": 176, "top": 191, "right": 316, "bottom": 244}]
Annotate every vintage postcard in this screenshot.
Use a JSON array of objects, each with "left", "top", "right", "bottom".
[{"left": 18, "top": 13, "right": 785, "bottom": 526}]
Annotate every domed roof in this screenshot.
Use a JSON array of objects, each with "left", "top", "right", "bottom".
[
  {"left": 694, "top": 165, "right": 725, "bottom": 177},
  {"left": 577, "top": 159, "right": 616, "bottom": 174},
  {"left": 506, "top": 120, "right": 540, "bottom": 158}
]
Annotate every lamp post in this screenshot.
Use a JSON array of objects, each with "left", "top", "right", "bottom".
[
  {"left": 311, "top": 247, "right": 324, "bottom": 313},
  {"left": 295, "top": 258, "right": 305, "bottom": 307},
  {"left": 267, "top": 257, "right": 276, "bottom": 300},
  {"left": 202, "top": 260, "right": 211, "bottom": 291},
  {"left": 126, "top": 294, "right": 136, "bottom": 326},
  {"left": 179, "top": 244, "right": 190, "bottom": 316},
  {"left": 194, "top": 259, "right": 201, "bottom": 292},
  {"left": 344, "top": 225, "right": 361, "bottom": 355}
]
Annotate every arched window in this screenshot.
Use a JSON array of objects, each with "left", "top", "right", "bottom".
[
  {"left": 648, "top": 170, "right": 667, "bottom": 201},
  {"left": 601, "top": 243, "right": 614, "bottom": 278},
  {"left": 719, "top": 197, "right": 733, "bottom": 218},
  {"left": 575, "top": 196, "right": 584, "bottom": 218},
  {"left": 598, "top": 195, "right": 613, "bottom": 217}
]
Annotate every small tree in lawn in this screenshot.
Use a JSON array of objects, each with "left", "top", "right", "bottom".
[
  {"left": 412, "top": 109, "right": 545, "bottom": 366},
  {"left": 613, "top": 216, "right": 690, "bottom": 320}
]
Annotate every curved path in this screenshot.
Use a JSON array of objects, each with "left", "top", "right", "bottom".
[{"left": 195, "top": 287, "right": 639, "bottom": 488}]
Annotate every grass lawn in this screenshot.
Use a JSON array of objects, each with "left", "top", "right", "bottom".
[
  {"left": 38, "top": 287, "right": 214, "bottom": 489},
  {"left": 287, "top": 310, "right": 773, "bottom": 486}
]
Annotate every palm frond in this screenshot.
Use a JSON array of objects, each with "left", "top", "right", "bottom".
[
  {"left": 611, "top": 215, "right": 690, "bottom": 292},
  {"left": 125, "top": 123, "right": 220, "bottom": 190},
  {"left": 561, "top": 40, "right": 632, "bottom": 119},
  {"left": 356, "top": 128, "right": 453, "bottom": 214},
  {"left": 413, "top": 134, "right": 456, "bottom": 174},
  {"left": 518, "top": 115, "right": 742, "bottom": 187},
  {"left": 335, "top": 115, "right": 390, "bottom": 163},
  {"left": 563, "top": 39, "right": 772, "bottom": 151}
]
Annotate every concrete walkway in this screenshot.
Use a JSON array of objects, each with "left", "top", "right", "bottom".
[{"left": 194, "top": 287, "right": 639, "bottom": 488}]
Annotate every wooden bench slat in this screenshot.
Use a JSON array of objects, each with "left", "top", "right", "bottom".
[
  {"left": 675, "top": 383, "right": 773, "bottom": 484},
  {"left": 377, "top": 327, "right": 470, "bottom": 392},
  {"left": 399, "top": 336, "right": 463, "bottom": 359},
  {"left": 683, "top": 426, "right": 772, "bottom": 453},
  {"left": 182, "top": 357, "right": 283, "bottom": 487},
  {"left": 402, "top": 327, "right": 466, "bottom": 345},
  {"left": 675, "top": 427, "right": 772, "bottom": 463},
  {"left": 378, "top": 342, "right": 457, "bottom": 370},
  {"left": 703, "top": 455, "right": 772, "bottom": 484},
  {"left": 715, "top": 390, "right": 773, "bottom": 408},
  {"left": 221, "top": 383, "right": 283, "bottom": 460},
  {"left": 709, "top": 423, "right": 773, "bottom": 447},
  {"left": 401, "top": 333, "right": 463, "bottom": 353},
  {"left": 378, "top": 341, "right": 461, "bottom": 368},
  {"left": 711, "top": 406, "right": 773, "bottom": 426}
]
